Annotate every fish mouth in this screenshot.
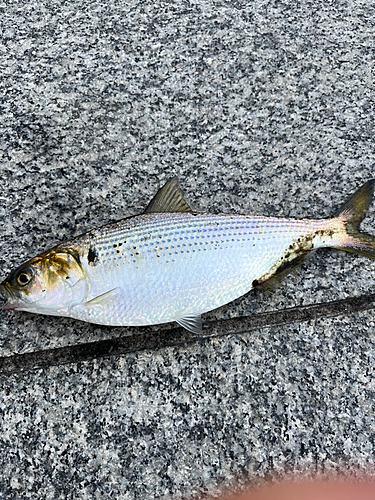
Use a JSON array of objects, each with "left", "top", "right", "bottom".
[
  {"left": 2, "top": 298, "right": 39, "bottom": 312},
  {"left": 0, "top": 283, "right": 8, "bottom": 304},
  {"left": 0, "top": 282, "right": 21, "bottom": 310},
  {"left": 2, "top": 302, "right": 18, "bottom": 311},
  {"left": 1, "top": 296, "right": 29, "bottom": 311},
  {"left": 0, "top": 282, "right": 45, "bottom": 312}
]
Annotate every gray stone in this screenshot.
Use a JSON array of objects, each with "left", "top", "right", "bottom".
[{"left": 0, "top": 0, "right": 374, "bottom": 498}]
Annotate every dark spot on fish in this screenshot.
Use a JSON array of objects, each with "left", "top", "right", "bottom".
[
  {"left": 316, "top": 228, "right": 334, "bottom": 238},
  {"left": 65, "top": 276, "right": 69, "bottom": 280},
  {"left": 118, "top": 242, "right": 123, "bottom": 246},
  {"left": 116, "top": 250, "right": 120, "bottom": 254},
  {"left": 113, "top": 244, "right": 117, "bottom": 248},
  {"left": 88, "top": 247, "right": 99, "bottom": 265}
]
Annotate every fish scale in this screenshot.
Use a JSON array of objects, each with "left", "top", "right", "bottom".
[
  {"left": 63, "top": 213, "right": 327, "bottom": 327},
  {"left": 1, "top": 177, "right": 375, "bottom": 334}
]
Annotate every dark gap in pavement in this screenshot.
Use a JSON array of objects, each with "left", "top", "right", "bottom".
[{"left": 1, "top": 293, "right": 374, "bottom": 375}]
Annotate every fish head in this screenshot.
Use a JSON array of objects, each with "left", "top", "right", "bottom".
[{"left": 0, "top": 248, "right": 87, "bottom": 315}]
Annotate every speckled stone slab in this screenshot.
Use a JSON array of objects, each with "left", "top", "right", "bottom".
[
  {"left": 0, "top": 0, "right": 375, "bottom": 498},
  {"left": 1, "top": 313, "right": 375, "bottom": 498}
]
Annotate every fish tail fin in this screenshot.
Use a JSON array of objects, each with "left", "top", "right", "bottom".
[{"left": 334, "top": 179, "right": 375, "bottom": 259}]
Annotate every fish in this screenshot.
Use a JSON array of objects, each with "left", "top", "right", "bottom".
[{"left": 1, "top": 177, "right": 375, "bottom": 334}]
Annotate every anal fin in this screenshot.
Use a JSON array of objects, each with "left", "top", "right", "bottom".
[
  {"left": 256, "top": 254, "right": 308, "bottom": 292},
  {"left": 176, "top": 313, "right": 202, "bottom": 334}
]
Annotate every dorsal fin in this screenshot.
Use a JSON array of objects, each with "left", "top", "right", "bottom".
[{"left": 144, "top": 177, "right": 192, "bottom": 214}]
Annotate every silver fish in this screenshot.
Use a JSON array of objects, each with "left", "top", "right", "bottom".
[{"left": 1, "top": 178, "right": 375, "bottom": 334}]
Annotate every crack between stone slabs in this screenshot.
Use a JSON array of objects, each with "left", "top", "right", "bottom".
[{"left": 0, "top": 293, "right": 375, "bottom": 375}]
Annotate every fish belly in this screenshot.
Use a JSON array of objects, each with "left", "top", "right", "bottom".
[{"left": 70, "top": 213, "right": 314, "bottom": 326}]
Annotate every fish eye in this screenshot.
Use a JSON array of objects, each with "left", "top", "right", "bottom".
[{"left": 16, "top": 269, "right": 33, "bottom": 287}]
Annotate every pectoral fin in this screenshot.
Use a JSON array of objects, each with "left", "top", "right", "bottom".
[
  {"left": 84, "top": 288, "right": 121, "bottom": 307},
  {"left": 176, "top": 313, "right": 203, "bottom": 334}
]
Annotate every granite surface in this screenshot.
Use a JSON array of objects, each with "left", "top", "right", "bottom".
[{"left": 0, "top": 0, "right": 375, "bottom": 498}]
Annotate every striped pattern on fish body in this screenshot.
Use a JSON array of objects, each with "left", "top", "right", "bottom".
[{"left": 1, "top": 177, "right": 375, "bottom": 334}]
